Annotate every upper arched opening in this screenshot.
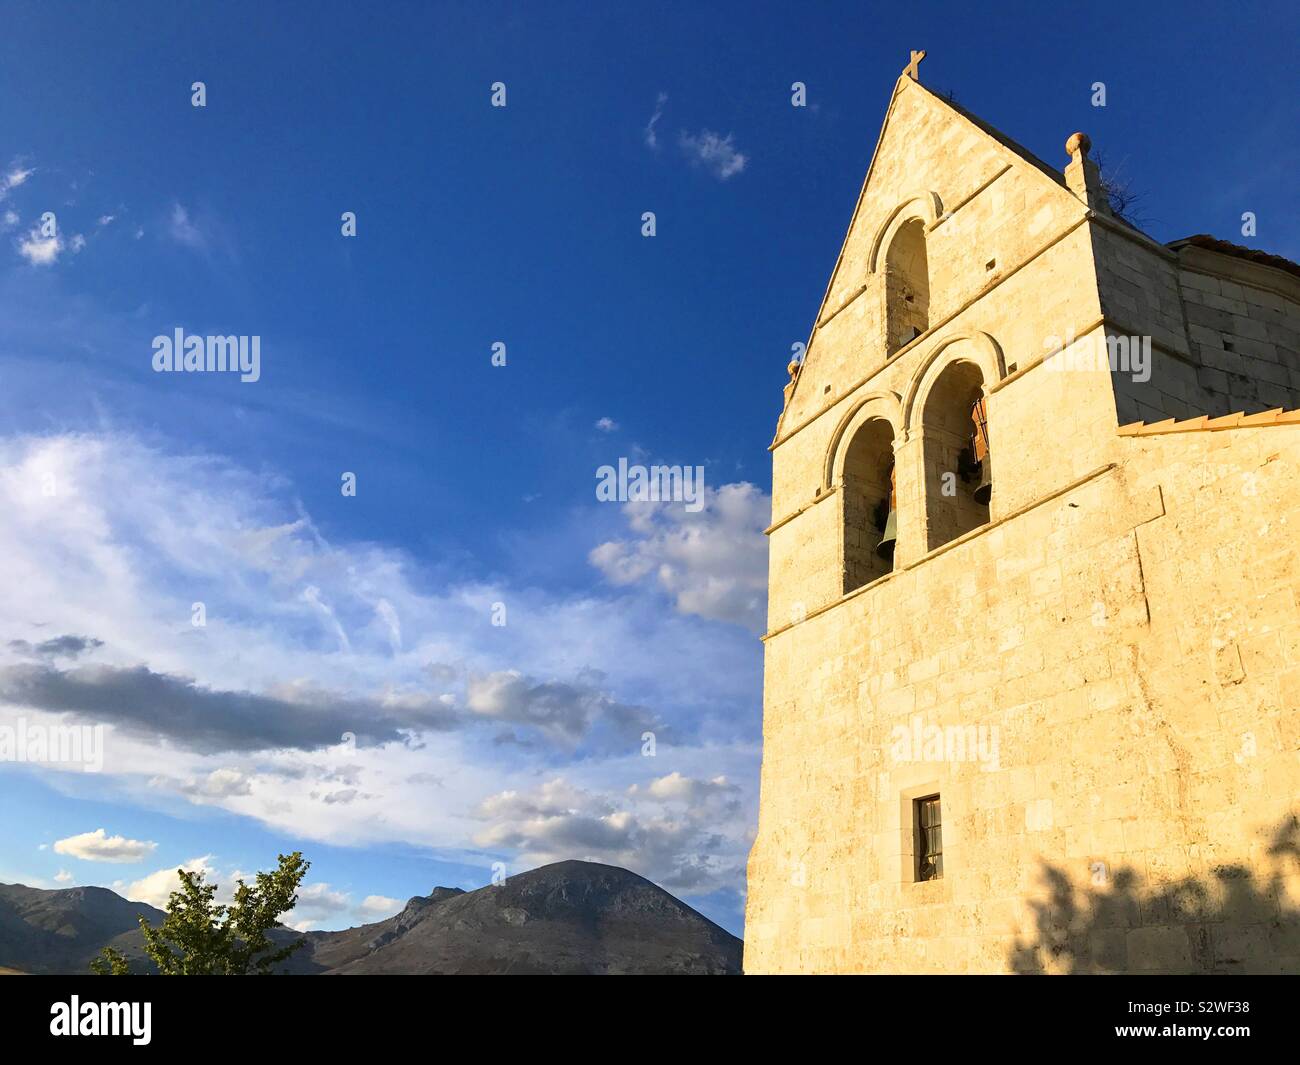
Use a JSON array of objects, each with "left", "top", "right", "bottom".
[{"left": 884, "top": 219, "right": 930, "bottom": 356}]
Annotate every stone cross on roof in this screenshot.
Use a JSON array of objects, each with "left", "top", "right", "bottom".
[{"left": 903, "top": 50, "right": 926, "bottom": 81}]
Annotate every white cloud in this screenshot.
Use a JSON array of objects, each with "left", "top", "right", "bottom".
[
  {"left": 54, "top": 869, "right": 73, "bottom": 883},
  {"left": 643, "top": 92, "right": 667, "bottom": 150},
  {"left": 0, "top": 164, "right": 34, "bottom": 200},
  {"left": 358, "top": 894, "right": 403, "bottom": 919},
  {"left": 589, "top": 481, "right": 769, "bottom": 631},
  {"left": 300, "top": 584, "right": 351, "bottom": 652},
  {"left": 473, "top": 769, "right": 750, "bottom": 895},
  {"left": 168, "top": 203, "right": 205, "bottom": 249},
  {"left": 2, "top": 209, "right": 17, "bottom": 230},
  {"left": 464, "top": 667, "right": 658, "bottom": 749},
  {"left": 69, "top": 233, "right": 86, "bottom": 253},
  {"left": 16, "top": 225, "right": 62, "bottom": 266},
  {"left": 180, "top": 767, "right": 253, "bottom": 798},
  {"left": 595, "top": 417, "right": 618, "bottom": 432},
  {"left": 121, "top": 856, "right": 369, "bottom": 932},
  {"left": 122, "top": 855, "right": 216, "bottom": 908},
  {"left": 97, "top": 214, "right": 115, "bottom": 227},
  {"left": 633, "top": 770, "right": 736, "bottom": 803},
  {"left": 285, "top": 881, "right": 352, "bottom": 930},
  {"left": 374, "top": 598, "right": 402, "bottom": 653},
  {"left": 678, "top": 130, "right": 747, "bottom": 181},
  {"left": 0, "top": 431, "right": 761, "bottom": 903},
  {"left": 53, "top": 828, "right": 158, "bottom": 863}
]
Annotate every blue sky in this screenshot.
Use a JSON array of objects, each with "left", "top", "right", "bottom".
[{"left": 0, "top": 1, "right": 1295, "bottom": 937}]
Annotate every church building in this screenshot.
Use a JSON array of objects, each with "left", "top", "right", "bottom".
[{"left": 744, "top": 54, "right": 1300, "bottom": 973}]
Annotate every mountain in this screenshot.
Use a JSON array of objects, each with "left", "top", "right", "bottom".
[
  {"left": 291, "top": 860, "right": 742, "bottom": 974},
  {"left": 0, "top": 861, "right": 742, "bottom": 975},
  {"left": 0, "top": 883, "right": 165, "bottom": 975}
]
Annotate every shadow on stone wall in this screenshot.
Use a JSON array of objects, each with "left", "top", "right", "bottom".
[{"left": 1009, "top": 814, "right": 1300, "bottom": 974}]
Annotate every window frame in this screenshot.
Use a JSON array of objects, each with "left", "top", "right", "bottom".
[{"left": 914, "top": 793, "right": 943, "bottom": 882}]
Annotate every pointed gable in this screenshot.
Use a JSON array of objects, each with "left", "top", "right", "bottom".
[{"left": 777, "top": 76, "right": 1085, "bottom": 441}]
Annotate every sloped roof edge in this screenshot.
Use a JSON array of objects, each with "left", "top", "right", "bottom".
[{"left": 1168, "top": 234, "right": 1300, "bottom": 280}]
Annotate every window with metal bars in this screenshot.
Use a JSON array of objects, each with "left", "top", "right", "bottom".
[{"left": 915, "top": 795, "right": 943, "bottom": 881}]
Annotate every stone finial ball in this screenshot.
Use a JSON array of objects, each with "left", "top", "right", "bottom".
[
  {"left": 1066, "top": 132, "right": 1091, "bottom": 158},
  {"left": 787, "top": 360, "right": 801, "bottom": 378}
]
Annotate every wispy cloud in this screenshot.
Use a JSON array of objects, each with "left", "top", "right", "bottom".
[
  {"left": 678, "top": 130, "right": 748, "bottom": 181},
  {"left": 643, "top": 91, "right": 667, "bottom": 150},
  {"left": 594, "top": 416, "right": 618, "bottom": 432},
  {"left": 0, "top": 430, "right": 760, "bottom": 901},
  {"left": 644, "top": 98, "right": 746, "bottom": 183},
  {"left": 167, "top": 203, "right": 205, "bottom": 249},
  {"left": 0, "top": 163, "right": 34, "bottom": 201}
]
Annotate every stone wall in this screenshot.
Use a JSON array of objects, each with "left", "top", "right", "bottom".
[
  {"left": 1089, "top": 223, "right": 1300, "bottom": 424},
  {"left": 1174, "top": 246, "right": 1300, "bottom": 417},
  {"left": 747, "top": 420, "right": 1300, "bottom": 973}
]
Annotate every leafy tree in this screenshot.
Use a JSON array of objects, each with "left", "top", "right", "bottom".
[
  {"left": 91, "top": 852, "right": 309, "bottom": 975},
  {"left": 90, "top": 947, "right": 131, "bottom": 976}
]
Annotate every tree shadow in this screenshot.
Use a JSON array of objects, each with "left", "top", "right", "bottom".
[{"left": 1009, "top": 814, "right": 1300, "bottom": 974}]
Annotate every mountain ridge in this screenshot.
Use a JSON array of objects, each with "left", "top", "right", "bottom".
[{"left": 0, "top": 860, "right": 742, "bottom": 975}]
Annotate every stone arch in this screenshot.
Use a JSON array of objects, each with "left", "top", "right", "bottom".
[
  {"left": 867, "top": 191, "right": 943, "bottom": 274},
  {"left": 839, "top": 415, "right": 899, "bottom": 591},
  {"left": 901, "top": 331, "right": 1006, "bottom": 437},
  {"left": 917, "top": 360, "right": 990, "bottom": 550},
  {"left": 824, "top": 390, "right": 904, "bottom": 490},
  {"left": 886, "top": 221, "right": 930, "bottom": 356}
]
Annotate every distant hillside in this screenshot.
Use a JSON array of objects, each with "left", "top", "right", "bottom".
[
  {"left": 0, "top": 883, "right": 165, "bottom": 975},
  {"left": 0, "top": 861, "right": 742, "bottom": 975}
]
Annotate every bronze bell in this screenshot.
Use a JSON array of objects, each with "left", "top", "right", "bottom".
[
  {"left": 875, "top": 506, "right": 898, "bottom": 560},
  {"left": 876, "top": 463, "right": 897, "bottom": 560},
  {"left": 973, "top": 453, "right": 992, "bottom": 505},
  {"left": 970, "top": 395, "right": 991, "bottom": 506}
]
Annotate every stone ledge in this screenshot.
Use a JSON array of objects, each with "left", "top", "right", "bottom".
[{"left": 1118, "top": 407, "right": 1300, "bottom": 436}]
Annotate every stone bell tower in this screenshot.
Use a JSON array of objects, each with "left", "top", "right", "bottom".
[{"left": 745, "top": 56, "right": 1300, "bottom": 974}]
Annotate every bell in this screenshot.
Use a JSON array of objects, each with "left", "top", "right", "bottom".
[
  {"left": 970, "top": 396, "right": 991, "bottom": 505},
  {"left": 973, "top": 454, "right": 992, "bottom": 505},
  {"left": 875, "top": 506, "right": 897, "bottom": 560}
]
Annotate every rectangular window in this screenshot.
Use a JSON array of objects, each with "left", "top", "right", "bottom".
[{"left": 915, "top": 794, "right": 942, "bottom": 882}]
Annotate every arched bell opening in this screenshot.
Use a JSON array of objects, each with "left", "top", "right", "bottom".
[
  {"left": 884, "top": 218, "right": 930, "bottom": 356},
  {"left": 921, "top": 361, "right": 991, "bottom": 551},
  {"left": 842, "top": 418, "right": 897, "bottom": 593}
]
